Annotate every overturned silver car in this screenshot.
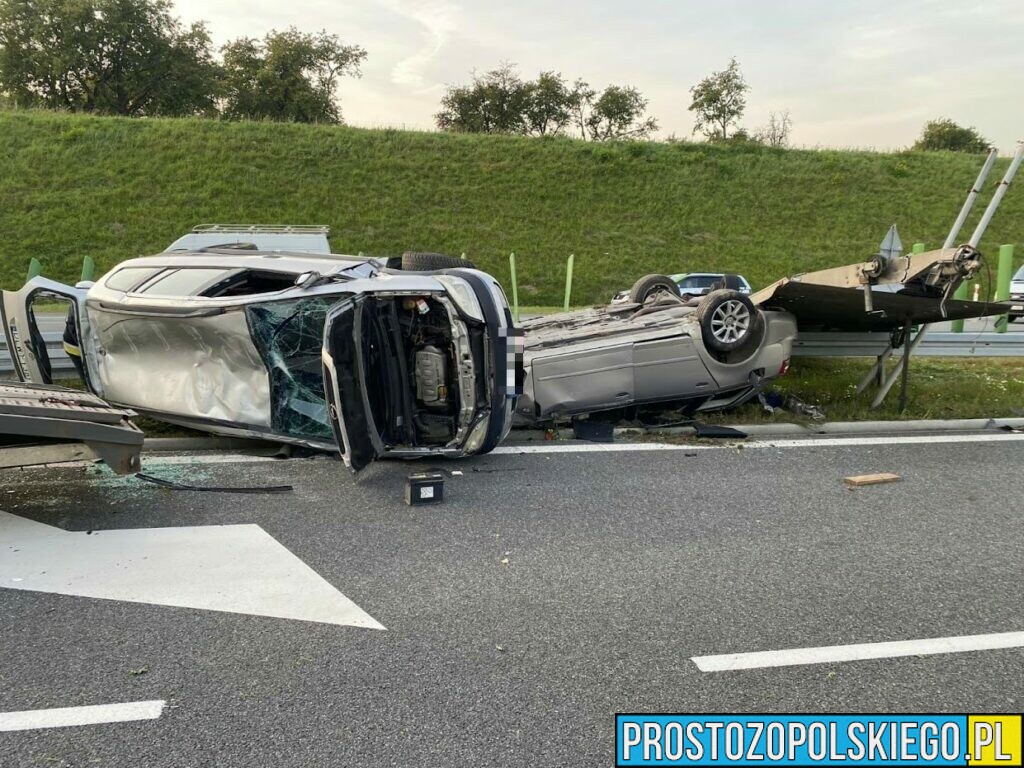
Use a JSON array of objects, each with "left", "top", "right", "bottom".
[{"left": 2, "top": 247, "right": 521, "bottom": 472}]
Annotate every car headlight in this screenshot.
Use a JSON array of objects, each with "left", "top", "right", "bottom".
[
  {"left": 437, "top": 276, "right": 484, "bottom": 322},
  {"left": 463, "top": 415, "right": 491, "bottom": 454}
]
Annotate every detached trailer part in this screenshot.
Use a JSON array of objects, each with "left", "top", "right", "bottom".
[
  {"left": 753, "top": 140, "right": 1023, "bottom": 411},
  {"left": 0, "top": 382, "right": 142, "bottom": 473}
]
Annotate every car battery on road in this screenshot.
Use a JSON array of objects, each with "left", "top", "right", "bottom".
[{"left": 405, "top": 471, "right": 445, "bottom": 505}]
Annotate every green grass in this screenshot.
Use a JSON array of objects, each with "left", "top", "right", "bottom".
[
  {"left": 1, "top": 108, "right": 1021, "bottom": 305},
  {"left": 707, "top": 357, "right": 1024, "bottom": 423}
]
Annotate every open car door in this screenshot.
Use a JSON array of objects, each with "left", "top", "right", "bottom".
[
  {"left": 321, "top": 295, "right": 380, "bottom": 473},
  {"left": 2, "top": 277, "right": 91, "bottom": 387}
]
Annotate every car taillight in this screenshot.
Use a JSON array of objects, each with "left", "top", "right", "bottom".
[{"left": 778, "top": 359, "right": 790, "bottom": 377}]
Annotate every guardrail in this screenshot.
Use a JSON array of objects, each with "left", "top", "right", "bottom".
[
  {"left": 0, "top": 332, "right": 74, "bottom": 375},
  {"left": 792, "top": 331, "right": 1024, "bottom": 357}
]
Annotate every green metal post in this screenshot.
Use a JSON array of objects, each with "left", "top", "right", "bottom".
[
  {"left": 80, "top": 255, "right": 95, "bottom": 282},
  {"left": 25, "top": 257, "right": 41, "bottom": 282},
  {"left": 508, "top": 252, "right": 520, "bottom": 323},
  {"left": 951, "top": 280, "right": 970, "bottom": 333},
  {"left": 563, "top": 254, "right": 574, "bottom": 311},
  {"left": 993, "top": 244, "right": 1014, "bottom": 333},
  {"left": 912, "top": 242, "right": 925, "bottom": 254}
]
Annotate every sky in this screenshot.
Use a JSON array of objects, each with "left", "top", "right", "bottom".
[{"left": 173, "top": 0, "right": 1024, "bottom": 151}]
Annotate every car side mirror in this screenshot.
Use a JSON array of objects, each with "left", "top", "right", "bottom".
[{"left": 294, "top": 271, "right": 321, "bottom": 289}]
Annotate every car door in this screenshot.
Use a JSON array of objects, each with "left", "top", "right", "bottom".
[
  {"left": 1, "top": 278, "right": 90, "bottom": 388},
  {"left": 321, "top": 295, "right": 380, "bottom": 473}
]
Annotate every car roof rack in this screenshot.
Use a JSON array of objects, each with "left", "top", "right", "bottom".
[{"left": 191, "top": 224, "right": 331, "bottom": 235}]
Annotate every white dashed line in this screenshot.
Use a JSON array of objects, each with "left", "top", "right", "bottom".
[
  {"left": 0, "top": 700, "right": 166, "bottom": 732},
  {"left": 692, "top": 631, "right": 1024, "bottom": 672}
]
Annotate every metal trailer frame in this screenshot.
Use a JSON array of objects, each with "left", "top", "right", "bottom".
[{"left": 0, "top": 382, "right": 143, "bottom": 473}]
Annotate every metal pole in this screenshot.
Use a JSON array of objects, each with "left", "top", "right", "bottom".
[
  {"left": 871, "top": 325, "right": 928, "bottom": 408},
  {"left": 80, "top": 255, "right": 95, "bottom": 282},
  {"left": 856, "top": 345, "right": 894, "bottom": 394},
  {"left": 25, "top": 258, "right": 41, "bottom": 282},
  {"left": 993, "top": 244, "right": 1014, "bottom": 333},
  {"left": 944, "top": 148, "right": 997, "bottom": 248},
  {"left": 508, "top": 252, "right": 520, "bottom": 323},
  {"left": 563, "top": 253, "right": 575, "bottom": 311},
  {"left": 967, "top": 141, "right": 1024, "bottom": 248},
  {"left": 897, "top": 319, "right": 912, "bottom": 413}
]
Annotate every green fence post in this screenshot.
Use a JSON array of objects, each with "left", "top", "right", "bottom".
[
  {"left": 508, "top": 252, "right": 520, "bottom": 323},
  {"left": 80, "top": 255, "right": 95, "bottom": 282},
  {"left": 25, "top": 257, "right": 41, "bottom": 282},
  {"left": 563, "top": 254, "right": 575, "bottom": 311},
  {"left": 912, "top": 242, "right": 925, "bottom": 254},
  {"left": 993, "top": 244, "right": 1014, "bottom": 333},
  {"left": 951, "top": 279, "right": 970, "bottom": 334}
]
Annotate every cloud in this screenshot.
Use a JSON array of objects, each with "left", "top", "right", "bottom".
[{"left": 375, "top": 0, "right": 460, "bottom": 90}]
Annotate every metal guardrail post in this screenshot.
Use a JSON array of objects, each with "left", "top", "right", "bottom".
[
  {"left": 26, "top": 258, "right": 41, "bottom": 282},
  {"left": 912, "top": 242, "right": 925, "bottom": 254},
  {"left": 508, "top": 252, "right": 520, "bottom": 323},
  {"left": 951, "top": 283, "right": 970, "bottom": 333},
  {"left": 563, "top": 254, "right": 574, "bottom": 311},
  {"left": 994, "top": 244, "right": 1014, "bottom": 333}
]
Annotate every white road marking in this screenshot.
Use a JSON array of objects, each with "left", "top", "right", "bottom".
[
  {"left": 0, "top": 511, "right": 384, "bottom": 629},
  {"left": 692, "top": 630, "right": 1024, "bottom": 672},
  {"left": 494, "top": 432, "right": 1024, "bottom": 455},
  {"left": 0, "top": 700, "right": 165, "bottom": 732}
]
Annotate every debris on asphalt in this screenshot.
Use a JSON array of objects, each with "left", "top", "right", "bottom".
[
  {"left": 571, "top": 418, "right": 615, "bottom": 443},
  {"left": 693, "top": 422, "right": 747, "bottom": 439},
  {"left": 404, "top": 471, "right": 445, "bottom": 505},
  {"left": 134, "top": 473, "right": 294, "bottom": 494},
  {"left": 843, "top": 473, "right": 901, "bottom": 488}
]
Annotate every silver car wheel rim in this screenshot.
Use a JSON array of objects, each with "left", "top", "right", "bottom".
[{"left": 709, "top": 300, "right": 751, "bottom": 344}]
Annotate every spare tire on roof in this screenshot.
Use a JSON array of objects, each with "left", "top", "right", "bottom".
[{"left": 401, "top": 251, "right": 476, "bottom": 271}]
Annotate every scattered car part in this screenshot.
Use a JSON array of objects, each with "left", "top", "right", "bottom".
[
  {"left": 405, "top": 471, "right": 445, "bottom": 505},
  {"left": 134, "top": 473, "right": 293, "bottom": 494},
  {"left": 0, "top": 382, "right": 142, "bottom": 473}
]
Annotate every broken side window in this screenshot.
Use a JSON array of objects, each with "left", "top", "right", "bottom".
[{"left": 246, "top": 296, "right": 347, "bottom": 441}]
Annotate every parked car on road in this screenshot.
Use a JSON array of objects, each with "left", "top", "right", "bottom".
[{"left": 611, "top": 272, "right": 752, "bottom": 304}]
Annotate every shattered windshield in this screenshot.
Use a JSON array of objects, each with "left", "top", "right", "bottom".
[{"left": 246, "top": 296, "right": 347, "bottom": 441}]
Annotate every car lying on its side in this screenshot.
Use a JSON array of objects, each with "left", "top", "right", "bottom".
[
  {"left": 517, "top": 285, "right": 795, "bottom": 424},
  {"left": 611, "top": 272, "right": 752, "bottom": 304},
  {"left": 2, "top": 245, "right": 521, "bottom": 472}
]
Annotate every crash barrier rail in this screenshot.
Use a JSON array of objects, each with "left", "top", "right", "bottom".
[
  {"left": 0, "top": 333, "right": 74, "bottom": 375},
  {"left": 3, "top": 328, "right": 1023, "bottom": 377},
  {"left": 791, "top": 331, "right": 1024, "bottom": 358}
]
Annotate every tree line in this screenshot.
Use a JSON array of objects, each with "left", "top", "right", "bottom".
[
  {"left": 0, "top": 0, "right": 995, "bottom": 152},
  {"left": 0, "top": 0, "right": 365, "bottom": 121}
]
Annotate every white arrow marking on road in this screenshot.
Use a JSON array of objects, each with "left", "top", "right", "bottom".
[
  {"left": 0, "top": 511, "right": 384, "bottom": 629},
  {"left": 0, "top": 700, "right": 165, "bottom": 732}
]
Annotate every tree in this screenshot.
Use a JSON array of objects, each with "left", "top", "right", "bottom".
[
  {"left": 689, "top": 57, "right": 748, "bottom": 140},
  {"left": 522, "top": 71, "right": 572, "bottom": 137},
  {"left": 220, "top": 28, "right": 365, "bottom": 123},
  {"left": 435, "top": 63, "right": 530, "bottom": 134},
  {"left": 753, "top": 110, "right": 792, "bottom": 148},
  {"left": 913, "top": 118, "right": 990, "bottom": 153},
  {"left": 577, "top": 84, "right": 658, "bottom": 141},
  {"left": 0, "top": 0, "right": 220, "bottom": 116},
  {"left": 436, "top": 65, "right": 658, "bottom": 141}
]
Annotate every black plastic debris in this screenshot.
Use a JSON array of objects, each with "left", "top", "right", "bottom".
[
  {"left": 572, "top": 419, "right": 615, "bottom": 443},
  {"left": 134, "top": 473, "right": 293, "bottom": 494},
  {"left": 692, "top": 423, "right": 748, "bottom": 439},
  {"left": 405, "top": 471, "right": 445, "bottom": 505}
]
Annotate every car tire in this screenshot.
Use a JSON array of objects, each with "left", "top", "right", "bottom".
[
  {"left": 401, "top": 251, "right": 477, "bottom": 271},
  {"left": 629, "top": 274, "right": 680, "bottom": 304},
  {"left": 697, "top": 289, "right": 764, "bottom": 354}
]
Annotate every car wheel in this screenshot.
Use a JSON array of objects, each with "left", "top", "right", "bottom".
[
  {"left": 697, "top": 289, "right": 764, "bottom": 354},
  {"left": 629, "top": 274, "right": 680, "bottom": 304},
  {"left": 401, "top": 251, "right": 477, "bottom": 271}
]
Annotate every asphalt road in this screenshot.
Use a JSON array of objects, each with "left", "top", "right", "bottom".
[{"left": 1, "top": 436, "right": 1023, "bottom": 767}]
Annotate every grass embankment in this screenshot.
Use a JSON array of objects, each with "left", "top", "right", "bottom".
[{"left": 1, "top": 109, "right": 1021, "bottom": 305}]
